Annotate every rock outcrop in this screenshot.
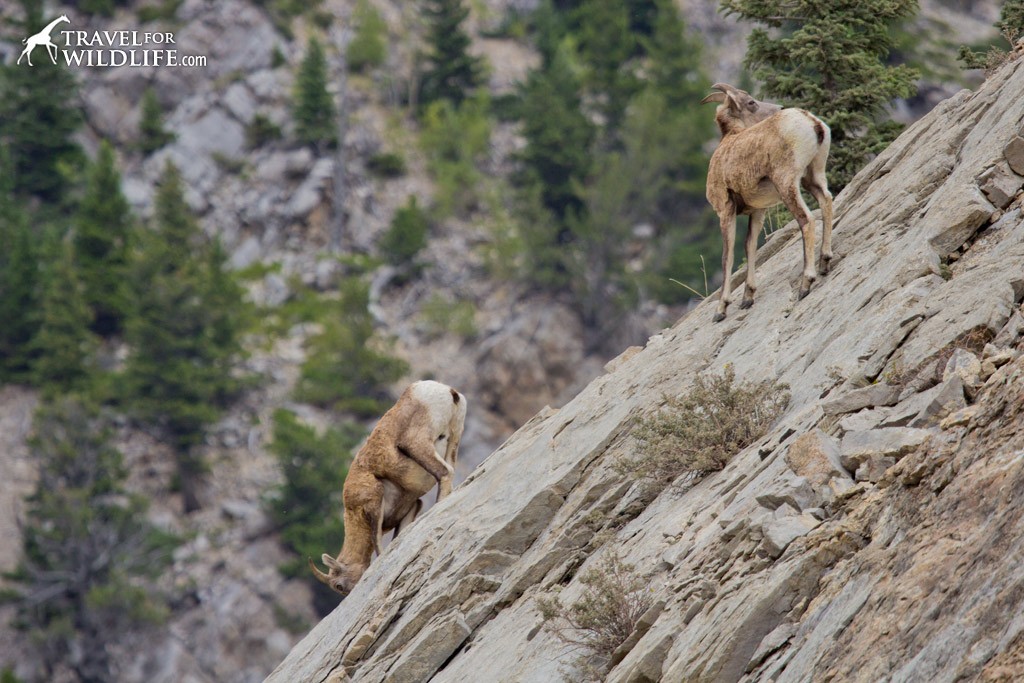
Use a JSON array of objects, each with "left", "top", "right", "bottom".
[{"left": 265, "top": 58, "right": 1024, "bottom": 682}]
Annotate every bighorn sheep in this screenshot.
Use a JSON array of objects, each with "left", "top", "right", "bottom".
[
  {"left": 701, "top": 83, "right": 834, "bottom": 322},
  {"left": 308, "top": 380, "right": 467, "bottom": 596}
]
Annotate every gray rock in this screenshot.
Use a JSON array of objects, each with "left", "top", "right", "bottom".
[
  {"left": 978, "top": 162, "right": 1022, "bottom": 209},
  {"left": 855, "top": 455, "right": 897, "bottom": 483},
  {"left": 822, "top": 384, "right": 901, "bottom": 416},
  {"left": 908, "top": 377, "right": 966, "bottom": 427},
  {"left": 386, "top": 612, "right": 472, "bottom": 683},
  {"left": 840, "top": 427, "right": 932, "bottom": 472},
  {"left": 263, "top": 273, "right": 290, "bottom": 307},
  {"left": 784, "top": 429, "right": 849, "bottom": 486},
  {"left": 229, "top": 236, "right": 262, "bottom": 271},
  {"left": 761, "top": 513, "right": 820, "bottom": 559},
  {"left": 943, "top": 348, "right": 982, "bottom": 389},
  {"left": 756, "top": 476, "right": 819, "bottom": 513},
  {"left": 1004, "top": 134, "right": 1024, "bottom": 175}
]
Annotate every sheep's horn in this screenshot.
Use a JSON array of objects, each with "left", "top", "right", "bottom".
[
  {"left": 308, "top": 557, "right": 333, "bottom": 587},
  {"left": 700, "top": 92, "right": 727, "bottom": 105},
  {"left": 711, "top": 82, "right": 738, "bottom": 93}
]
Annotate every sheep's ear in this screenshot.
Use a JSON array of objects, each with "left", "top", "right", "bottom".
[
  {"left": 700, "top": 92, "right": 727, "bottom": 105},
  {"left": 322, "top": 553, "right": 342, "bottom": 570}
]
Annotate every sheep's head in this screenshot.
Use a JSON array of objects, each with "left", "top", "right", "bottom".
[
  {"left": 308, "top": 554, "right": 363, "bottom": 597},
  {"left": 700, "top": 83, "right": 781, "bottom": 137}
]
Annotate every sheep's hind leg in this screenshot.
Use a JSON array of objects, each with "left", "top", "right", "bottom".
[
  {"left": 777, "top": 180, "right": 816, "bottom": 299},
  {"left": 740, "top": 210, "right": 765, "bottom": 309},
  {"left": 714, "top": 206, "right": 738, "bottom": 322},
  {"left": 802, "top": 170, "right": 834, "bottom": 275}
]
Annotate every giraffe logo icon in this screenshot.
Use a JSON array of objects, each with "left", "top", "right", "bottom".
[{"left": 17, "top": 14, "right": 70, "bottom": 66}]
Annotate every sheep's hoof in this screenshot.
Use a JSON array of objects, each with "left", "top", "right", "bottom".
[
  {"left": 739, "top": 298, "right": 754, "bottom": 310},
  {"left": 819, "top": 258, "right": 832, "bottom": 275},
  {"left": 798, "top": 286, "right": 811, "bottom": 300},
  {"left": 712, "top": 311, "right": 726, "bottom": 323}
]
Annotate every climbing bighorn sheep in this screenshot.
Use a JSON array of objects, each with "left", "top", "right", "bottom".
[
  {"left": 309, "top": 380, "right": 467, "bottom": 596},
  {"left": 701, "top": 83, "right": 834, "bottom": 321}
]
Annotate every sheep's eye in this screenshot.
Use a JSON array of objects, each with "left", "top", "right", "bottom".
[{"left": 747, "top": 101, "right": 758, "bottom": 111}]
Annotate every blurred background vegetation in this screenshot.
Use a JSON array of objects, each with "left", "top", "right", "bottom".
[{"left": 0, "top": 0, "right": 1018, "bottom": 679}]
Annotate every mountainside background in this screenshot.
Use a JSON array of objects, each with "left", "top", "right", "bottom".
[{"left": 0, "top": 0, "right": 1015, "bottom": 681}]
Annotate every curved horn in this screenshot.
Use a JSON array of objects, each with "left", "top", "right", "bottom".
[
  {"left": 710, "top": 82, "right": 737, "bottom": 93},
  {"left": 308, "top": 557, "right": 333, "bottom": 587},
  {"left": 700, "top": 91, "right": 727, "bottom": 105}
]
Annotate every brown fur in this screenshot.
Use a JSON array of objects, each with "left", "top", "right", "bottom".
[
  {"left": 308, "top": 381, "right": 467, "bottom": 596},
  {"left": 702, "top": 83, "right": 834, "bottom": 321}
]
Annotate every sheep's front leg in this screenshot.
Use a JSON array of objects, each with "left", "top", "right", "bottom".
[
  {"left": 394, "top": 499, "right": 422, "bottom": 539},
  {"left": 714, "top": 206, "right": 738, "bottom": 322},
  {"left": 740, "top": 210, "right": 765, "bottom": 309}
]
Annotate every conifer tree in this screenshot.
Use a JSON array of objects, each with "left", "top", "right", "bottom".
[
  {"left": 123, "top": 162, "right": 246, "bottom": 512},
  {"left": 721, "top": 0, "right": 918, "bottom": 191},
  {"left": 573, "top": 0, "right": 638, "bottom": 131},
  {"left": 0, "top": 148, "right": 40, "bottom": 382},
  {"left": 31, "top": 238, "right": 97, "bottom": 395},
  {"left": 293, "top": 37, "right": 338, "bottom": 150},
  {"left": 138, "top": 87, "right": 175, "bottom": 154},
  {"left": 74, "top": 141, "right": 134, "bottom": 335},
  {"left": 9, "top": 397, "right": 176, "bottom": 683},
  {"left": 419, "top": 0, "right": 484, "bottom": 107},
  {"left": 0, "top": 1, "right": 84, "bottom": 202}
]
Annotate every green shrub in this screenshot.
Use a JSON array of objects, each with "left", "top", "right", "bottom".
[
  {"left": 537, "top": 552, "right": 654, "bottom": 681},
  {"left": 246, "top": 113, "right": 284, "bottom": 148},
  {"left": 137, "top": 0, "right": 183, "bottom": 22},
  {"left": 419, "top": 293, "right": 477, "bottom": 340},
  {"left": 367, "top": 151, "right": 407, "bottom": 178},
  {"left": 379, "top": 196, "right": 428, "bottom": 266},
  {"left": 619, "top": 366, "right": 790, "bottom": 494},
  {"left": 347, "top": 0, "right": 388, "bottom": 72}
]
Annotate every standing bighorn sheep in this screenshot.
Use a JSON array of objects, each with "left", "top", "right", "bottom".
[
  {"left": 309, "top": 380, "right": 467, "bottom": 596},
  {"left": 701, "top": 83, "right": 834, "bottom": 322}
]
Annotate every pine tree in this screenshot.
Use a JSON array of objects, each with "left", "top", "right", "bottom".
[
  {"left": 293, "top": 37, "right": 338, "bottom": 150},
  {"left": 75, "top": 141, "right": 134, "bottom": 336},
  {"left": 9, "top": 397, "right": 176, "bottom": 683},
  {"left": 0, "top": 1, "right": 84, "bottom": 203},
  {"left": 123, "top": 162, "right": 247, "bottom": 512},
  {"left": 419, "top": 0, "right": 484, "bottom": 107},
  {"left": 998, "top": 0, "right": 1024, "bottom": 34},
  {"left": 721, "top": 0, "right": 918, "bottom": 191},
  {"left": 138, "top": 87, "right": 175, "bottom": 154},
  {"left": 31, "top": 238, "right": 97, "bottom": 395},
  {"left": 379, "top": 196, "right": 429, "bottom": 266}
]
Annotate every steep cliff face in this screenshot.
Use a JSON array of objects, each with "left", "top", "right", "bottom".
[{"left": 265, "top": 57, "right": 1024, "bottom": 683}]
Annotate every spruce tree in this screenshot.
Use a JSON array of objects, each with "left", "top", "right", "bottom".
[
  {"left": 123, "top": 162, "right": 246, "bottom": 512},
  {"left": 138, "top": 87, "right": 175, "bottom": 154},
  {"left": 9, "top": 397, "right": 175, "bottom": 683},
  {"left": 573, "top": 0, "right": 638, "bottom": 131},
  {"left": 0, "top": 1, "right": 84, "bottom": 202},
  {"left": 75, "top": 141, "right": 134, "bottom": 335},
  {"left": 31, "top": 238, "right": 97, "bottom": 395},
  {"left": 293, "top": 37, "right": 338, "bottom": 150},
  {"left": 0, "top": 147, "right": 40, "bottom": 382},
  {"left": 419, "top": 0, "right": 484, "bottom": 107},
  {"left": 721, "top": 0, "right": 918, "bottom": 191}
]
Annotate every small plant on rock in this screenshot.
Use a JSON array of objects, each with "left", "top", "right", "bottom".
[
  {"left": 619, "top": 365, "right": 790, "bottom": 495},
  {"left": 536, "top": 552, "right": 654, "bottom": 681}
]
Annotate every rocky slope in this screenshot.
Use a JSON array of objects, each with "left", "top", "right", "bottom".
[{"left": 265, "top": 55, "right": 1024, "bottom": 683}]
